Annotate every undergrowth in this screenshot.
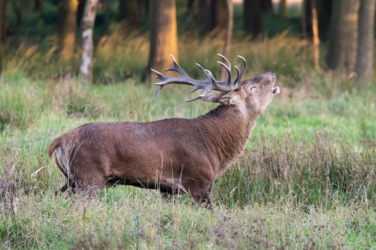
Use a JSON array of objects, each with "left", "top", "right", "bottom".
[{"left": 1, "top": 32, "right": 376, "bottom": 248}]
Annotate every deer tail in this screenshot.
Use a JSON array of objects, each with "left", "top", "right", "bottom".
[{"left": 48, "top": 136, "right": 64, "bottom": 158}]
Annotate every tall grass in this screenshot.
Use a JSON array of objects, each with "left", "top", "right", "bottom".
[
  {"left": 217, "top": 131, "right": 376, "bottom": 208},
  {"left": 1, "top": 33, "right": 376, "bottom": 248},
  {"left": 3, "top": 31, "right": 311, "bottom": 83},
  {"left": 1, "top": 129, "right": 375, "bottom": 249}
]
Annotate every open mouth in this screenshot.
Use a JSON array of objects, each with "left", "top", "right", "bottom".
[{"left": 272, "top": 86, "right": 280, "bottom": 95}]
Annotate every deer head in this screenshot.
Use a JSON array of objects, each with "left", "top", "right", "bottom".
[{"left": 150, "top": 54, "right": 280, "bottom": 120}]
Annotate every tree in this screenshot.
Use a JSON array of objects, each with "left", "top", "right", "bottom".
[
  {"left": 118, "top": 0, "right": 142, "bottom": 30},
  {"left": 356, "top": 0, "right": 375, "bottom": 81},
  {"left": 197, "top": 0, "right": 215, "bottom": 33},
  {"left": 244, "top": 0, "right": 262, "bottom": 37},
  {"left": 79, "top": 0, "right": 98, "bottom": 81},
  {"left": 34, "top": 0, "right": 43, "bottom": 12},
  {"left": 148, "top": 0, "right": 178, "bottom": 78},
  {"left": 57, "top": 0, "right": 79, "bottom": 61},
  {"left": 76, "top": 0, "right": 86, "bottom": 27},
  {"left": 216, "top": 0, "right": 229, "bottom": 34},
  {"left": 302, "top": 0, "right": 312, "bottom": 38},
  {"left": 316, "top": 0, "right": 332, "bottom": 34},
  {"left": 326, "top": 0, "right": 359, "bottom": 73},
  {"left": 11, "top": 0, "right": 21, "bottom": 33},
  {"left": 195, "top": 0, "right": 229, "bottom": 35},
  {"left": 279, "top": 0, "right": 287, "bottom": 16},
  {"left": 312, "top": 1, "right": 320, "bottom": 73},
  {"left": 0, "top": 0, "right": 7, "bottom": 73},
  {"left": 260, "top": 0, "right": 272, "bottom": 13},
  {"left": 103, "top": 0, "right": 110, "bottom": 34},
  {"left": 221, "top": 0, "right": 233, "bottom": 79}
]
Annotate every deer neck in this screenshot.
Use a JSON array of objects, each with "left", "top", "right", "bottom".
[{"left": 197, "top": 105, "right": 258, "bottom": 172}]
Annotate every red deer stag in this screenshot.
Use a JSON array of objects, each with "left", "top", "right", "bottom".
[{"left": 48, "top": 55, "right": 280, "bottom": 209}]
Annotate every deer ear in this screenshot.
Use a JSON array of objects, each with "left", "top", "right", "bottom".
[
  {"left": 218, "top": 92, "right": 240, "bottom": 105},
  {"left": 201, "top": 91, "right": 223, "bottom": 103},
  {"left": 201, "top": 91, "right": 239, "bottom": 105}
]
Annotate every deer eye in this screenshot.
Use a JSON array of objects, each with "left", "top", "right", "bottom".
[{"left": 250, "top": 86, "right": 257, "bottom": 91}]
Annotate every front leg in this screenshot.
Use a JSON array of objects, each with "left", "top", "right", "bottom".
[
  {"left": 161, "top": 192, "right": 174, "bottom": 203},
  {"left": 189, "top": 181, "right": 214, "bottom": 210}
]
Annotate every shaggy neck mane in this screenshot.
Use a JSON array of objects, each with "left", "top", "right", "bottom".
[{"left": 194, "top": 104, "right": 258, "bottom": 172}]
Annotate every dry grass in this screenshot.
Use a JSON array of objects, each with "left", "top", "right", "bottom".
[
  {"left": 1, "top": 114, "right": 375, "bottom": 248},
  {"left": 1, "top": 33, "right": 376, "bottom": 249}
]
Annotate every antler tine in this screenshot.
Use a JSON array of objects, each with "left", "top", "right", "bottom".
[
  {"left": 217, "top": 54, "right": 231, "bottom": 67},
  {"left": 150, "top": 86, "right": 162, "bottom": 103},
  {"left": 187, "top": 71, "right": 217, "bottom": 102},
  {"left": 231, "top": 66, "right": 240, "bottom": 89},
  {"left": 150, "top": 54, "right": 247, "bottom": 103},
  {"left": 165, "top": 54, "right": 188, "bottom": 77},
  {"left": 217, "top": 61, "right": 232, "bottom": 86},
  {"left": 150, "top": 55, "right": 215, "bottom": 102},
  {"left": 217, "top": 54, "right": 231, "bottom": 85},
  {"left": 237, "top": 55, "right": 247, "bottom": 83},
  {"left": 188, "top": 63, "right": 210, "bottom": 93}
]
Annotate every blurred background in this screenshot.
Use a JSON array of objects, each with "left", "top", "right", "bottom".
[{"left": 0, "top": 0, "right": 373, "bottom": 83}]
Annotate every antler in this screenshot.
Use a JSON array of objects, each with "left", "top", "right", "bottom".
[{"left": 150, "top": 54, "right": 247, "bottom": 102}]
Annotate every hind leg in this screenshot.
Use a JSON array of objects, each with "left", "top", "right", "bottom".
[
  {"left": 55, "top": 178, "right": 76, "bottom": 196},
  {"left": 188, "top": 181, "right": 214, "bottom": 210},
  {"left": 161, "top": 192, "right": 174, "bottom": 203},
  {"left": 76, "top": 181, "right": 106, "bottom": 199},
  {"left": 54, "top": 152, "right": 75, "bottom": 196},
  {"left": 55, "top": 182, "right": 68, "bottom": 196},
  {"left": 74, "top": 171, "right": 108, "bottom": 199}
]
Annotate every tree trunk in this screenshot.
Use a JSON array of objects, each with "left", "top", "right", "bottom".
[
  {"left": 196, "top": 0, "right": 229, "bottom": 35},
  {"left": 118, "top": 0, "right": 142, "bottom": 30},
  {"left": 76, "top": 0, "right": 86, "bottom": 27},
  {"left": 144, "top": 0, "right": 149, "bottom": 14},
  {"left": 188, "top": 0, "right": 194, "bottom": 10},
  {"left": 34, "top": 0, "right": 43, "bottom": 12},
  {"left": 326, "top": 0, "right": 359, "bottom": 73},
  {"left": 185, "top": 0, "right": 199, "bottom": 32},
  {"left": 301, "top": 0, "right": 308, "bottom": 65},
  {"left": 312, "top": 2, "right": 320, "bottom": 73},
  {"left": 216, "top": 0, "right": 228, "bottom": 34},
  {"left": 221, "top": 0, "right": 233, "bottom": 80},
  {"left": 302, "top": 0, "right": 312, "bottom": 38},
  {"left": 316, "top": 0, "right": 332, "bottom": 34},
  {"left": 356, "top": 0, "right": 375, "bottom": 81},
  {"left": 57, "top": 0, "right": 78, "bottom": 61},
  {"left": 197, "top": 0, "right": 215, "bottom": 33},
  {"left": 79, "top": 0, "right": 98, "bottom": 81},
  {"left": 244, "top": 0, "right": 262, "bottom": 37},
  {"left": 11, "top": 0, "right": 21, "bottom": 33},
  {"left": 279, "top": 0, "right": 287, "bottom": 16},
  {"left": 260, "top": 0, "right": 272, "bottom": 13},
  {"left": 148, "top": 0, "right": 178, "bottom": 79},
  {"left": 103, "top": 0, "right": 110, "bottom": 34},
  {"left": 0, "top": 0, "right": 7, "bottom": 74}
]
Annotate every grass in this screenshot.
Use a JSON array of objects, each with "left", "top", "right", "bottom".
[
  {"left": 1, "top": 25, "right": 376, "bottom": 248},
  {"left": 0, "top": 70, "right": 375, "bottom": 248}
]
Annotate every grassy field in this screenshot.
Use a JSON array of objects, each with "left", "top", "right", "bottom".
[{"left": 1, "top": 31, "right": 376, "bottom": 249}]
